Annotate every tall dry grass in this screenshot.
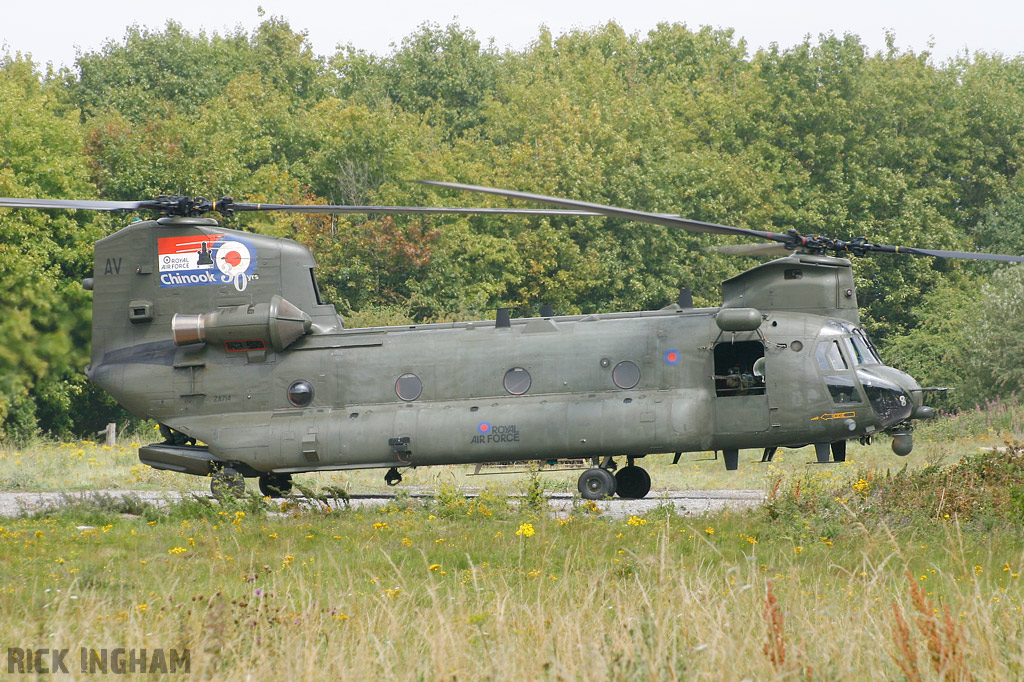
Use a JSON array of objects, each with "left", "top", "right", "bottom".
[{"left": 1, "top": 492, "right": 1022, "bottom": 680}]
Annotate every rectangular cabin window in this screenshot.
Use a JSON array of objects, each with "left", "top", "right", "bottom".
[{"left": 713, "top": 340, "right": 766, "bottom": 397}]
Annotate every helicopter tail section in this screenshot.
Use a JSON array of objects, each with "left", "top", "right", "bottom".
[{"left": 86, "top": 216, "right": 340, "bottom": 421}]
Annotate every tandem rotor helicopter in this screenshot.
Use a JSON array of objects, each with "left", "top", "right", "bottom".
[{"left": 3, "top": 182, "right": 1022, "bottom": 499}]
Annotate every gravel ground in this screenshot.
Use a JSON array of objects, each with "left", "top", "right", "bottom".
[{"left": 0, "top": 488, "right": 765, "bottom": 519}]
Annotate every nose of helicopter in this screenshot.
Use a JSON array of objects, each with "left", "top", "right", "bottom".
[
  {"left": 857, "top": 364, "right": 935, "bottom": 455},
  {"left": 884, "top": 367, "right": 936, "bottom": 420},
  {"left": 855, "top": 365, "right": 918, "bottom": 428}
]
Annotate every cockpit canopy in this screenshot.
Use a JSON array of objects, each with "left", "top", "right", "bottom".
[
  {"left": 815, "top": 320, "right": 910, "bottom": 427},
  {"left": 815, "top": 320, "right": 882, "bottom": 368}
]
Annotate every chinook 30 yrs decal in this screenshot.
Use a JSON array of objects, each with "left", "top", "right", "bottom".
[{"left": 158, "top": 234, "right": 258, "bottom": 290}]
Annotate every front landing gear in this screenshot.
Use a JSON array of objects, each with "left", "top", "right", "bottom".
[
  {"left": 384, "top": 467, "right": 403, "bottom": 486},
  {"left": 615, "top": 466, "right": 651, "bottom": 499},
  {"left": 259, "top": 473, "right": 293, "bottom": 498}
]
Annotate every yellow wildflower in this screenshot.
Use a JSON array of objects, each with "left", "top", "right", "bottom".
[{"left": 515, "top": 523, "right": 535, "bottom": 538}]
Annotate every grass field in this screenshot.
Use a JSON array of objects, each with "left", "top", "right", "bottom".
[
  {"left": 1, "top": 480, "right": 1022, "bottom": 680},
  {"left": 1, "top": 403, "right": 1023, "bottom": 680}
]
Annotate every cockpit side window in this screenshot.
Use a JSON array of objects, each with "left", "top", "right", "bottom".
[
  {"left": 815, "top": 340, "right": 848, "bottom": 371},
  {"left": 824, "top": 374, "right": 862, "bottom": 404}
]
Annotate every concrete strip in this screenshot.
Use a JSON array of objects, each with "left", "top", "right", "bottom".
[{"left": 0, "top": 489, "right": 766, "bottom": 519}]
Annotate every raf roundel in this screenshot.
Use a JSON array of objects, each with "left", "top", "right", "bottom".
[
  {"left": 478, "top": 422, "right": 490, "bottom": 434},
  {"left": 213, "top": 239, "right": 252, "bottom": 279},
  {"left": 664, "top": 349, "right": 680, "bottom": 365}
]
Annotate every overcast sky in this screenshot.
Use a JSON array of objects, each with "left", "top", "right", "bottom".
[{"left": 3, "top": 0, "right": 1022, "bottom": 69}]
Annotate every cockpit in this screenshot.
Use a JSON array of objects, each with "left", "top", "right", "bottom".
[{"left": 815, "top": 321, "right": 912, "bottom": 428}]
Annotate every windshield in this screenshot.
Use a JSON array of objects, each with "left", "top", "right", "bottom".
[{"left": 843, "top": 334, "right": 880, "bottom": 366}]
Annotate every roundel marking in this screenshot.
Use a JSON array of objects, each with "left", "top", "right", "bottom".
[
  {"left": 214, "top": 239, "right": 252, "bottom": 278},
  {"left": 664, "top": 349, "right": 680, "bottom": 365},
  {"left": 478, "top": 422, "right": 490, "bottom": 434}
]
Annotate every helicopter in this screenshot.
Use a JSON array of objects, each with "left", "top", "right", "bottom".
[{"left": 2, "top": 183, "right": 1022, "bottom": 500}]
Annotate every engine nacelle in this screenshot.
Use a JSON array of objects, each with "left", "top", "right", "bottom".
[{"left": 172, "top": 295, "right": 311, "bottom": 351}]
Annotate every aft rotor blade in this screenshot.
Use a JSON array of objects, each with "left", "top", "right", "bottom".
[
  {"left": 706, "top": 243, "right": 793, "bottom": 257},
  {"left": 229, "top": 203, "right": 602, "bottom": 217},
  {"left": 420, "top": 180, "right": 793, "bottom": 244},
  {"left": 0, "top": 197, "right": 150, "bottom": 211}
]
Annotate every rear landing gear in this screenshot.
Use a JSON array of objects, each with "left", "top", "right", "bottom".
[
  {"left": 614, "top": 466, "right": 651, "bottom": 499},
  {"left": 578, "top": 467, "right": 616, "bottom": 500},
  {"left": 578, "top": 458, "right": 652, "bottom": 500},
  {"left": 211, "top": 467, "right": 245, "bottom": 499},
  {"left": 259, "top": 473, "right": 293, "bottom": 498},
  {"left": 385, "top": 467, "right": 403, "bottom": 486}
]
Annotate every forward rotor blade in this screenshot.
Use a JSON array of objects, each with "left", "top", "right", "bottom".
[
  {"left": 421, "top": 181, "right": 1024, "bottom": 263},
  {"left": 866, "top": 243, "right": 1024, "bottom": 263},
  {"left": 0, "top": 197, "right": 149, "bottom": 211},
  {"left": 229, "top": 203, "right": 601, "bottom": 217},
  {"left": 420, "top": 180, "right": 792, "bottom": 244}
]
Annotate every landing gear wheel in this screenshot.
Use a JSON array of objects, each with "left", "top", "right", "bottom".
[
  {"left": 578, "top": 467, "right": 617, "bottom": 500},
  {"left": 159, "top": 424, "right": 195, "bottom": 446},
  {"left": 385, "top": 467, "right": 403, "bottom": 487},
  {"left": 615, "top": 466, "right": 651, "bottom": 499},
  {"left": 211, "top": 467, "right": 245, "bottom": 499},
  {"left": 258, "top": 473, "right": 293, "bottom": 498}
]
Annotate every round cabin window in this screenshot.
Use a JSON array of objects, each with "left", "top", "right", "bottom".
[
  {"left": 396, "top": 373, "right": 422, "bottom": 401},
  {"left": 503, "top": 367, "right": 532, "bottom": 395},
  {"left": 612, "top": 361, "right": 641, "bottom": 389},
  {"left": 287, "top": 380, "right": 314, "bottom": 407}
]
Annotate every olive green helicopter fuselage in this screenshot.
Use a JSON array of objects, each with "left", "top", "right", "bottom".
[{"left": 85, "top": 216, "right": 931, "bottom": 498}]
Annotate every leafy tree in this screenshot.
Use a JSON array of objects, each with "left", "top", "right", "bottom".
[
  {"left": 961, "top": 266, "right": 1024, "bottom": 403},
  {"left": 331, "top": 22, "right": 500, "bottom": 137},
  {"left": 66, "top": 17, "right": 326, "bottom": 122},
  {"left": 0, "top": 56, "right": 109, "bottom": 438}
]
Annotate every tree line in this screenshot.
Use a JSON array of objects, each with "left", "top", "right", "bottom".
[{"left": 2, "top": 17, "right": 1023, "bottom": 438}]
